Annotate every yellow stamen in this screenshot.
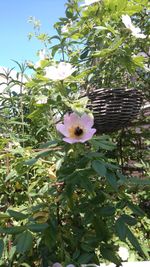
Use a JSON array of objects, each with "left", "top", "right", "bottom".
[{"left": 69, "top": 125, "right": 84, "bottom": 138}]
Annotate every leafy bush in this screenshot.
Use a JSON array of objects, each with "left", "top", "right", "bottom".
[{"left": 0, "top": 0, "right": 149, "bottom": 266}]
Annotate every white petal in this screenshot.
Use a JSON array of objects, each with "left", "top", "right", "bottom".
[
  {"left": 45, "top": 66, "right": 59, "bottom": 80},
  {"left": 81, "top": 0, "right": 100, "bottom": 6},
  {"left": 121, "top": 15, "right": 132, "bottom": 29}
]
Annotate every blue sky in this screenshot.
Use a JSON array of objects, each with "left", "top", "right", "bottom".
[{"left": 0, "top": 0, "right": 67, "bottom": 70}]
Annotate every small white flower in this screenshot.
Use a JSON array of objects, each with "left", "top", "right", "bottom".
[
  {"left": 61, "top": 20, "right": 73, "bottom": 34},
  {"left": 62, "top": 25, "right": 69, "bottom": 33},
  {"left": 39, "top": 49, "right": 46, "bottom": 60},
  {"left": 144, "top": 65, "right": 150, "bottom": 72},
  {"left": 118, "top": 246, "right": 129, "bottom": 261},
  {"left": 45, "top": 62, "right": 76, "bottom": 81},
  {"left": 137, "top": 52, "right": 149, "bottom": 58},
  {"left": 121, "top": 14, "right": 146, "bottom": 39},
  {"left": 81, "top": 0, "right": 101, "bottom": 7},
  {"left": 34, "top": 49, "right": 48, "bottom": 68},
  {"left": 36, "top": 96, "right": 48, "bottom": 104}
]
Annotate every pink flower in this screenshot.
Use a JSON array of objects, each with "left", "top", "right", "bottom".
[
  {"left": 45, "top": 62, "right": 76, "bottom": 81},
  {"left": 56, "top": 112, "right": 96, "bottom": 144}
]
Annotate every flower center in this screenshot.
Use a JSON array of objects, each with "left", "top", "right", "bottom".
[{"left": 74, "top": 126, "right": 83, "bottom": 136}]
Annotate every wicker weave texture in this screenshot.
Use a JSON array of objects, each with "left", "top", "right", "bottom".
[{"left": 87, "top": 88, "right": 143, "bottom": 133}]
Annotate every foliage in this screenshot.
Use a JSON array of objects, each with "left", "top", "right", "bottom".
[{"left": 0, "top": 0, "right": 149, "bottom": 266}]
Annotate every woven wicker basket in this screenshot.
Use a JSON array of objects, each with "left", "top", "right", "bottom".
[{"left": 87, "top": 88, "right": 143, "bottom": 133}]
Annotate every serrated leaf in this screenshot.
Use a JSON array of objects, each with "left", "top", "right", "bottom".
[
  {"left": 92, "top": 160, "right": 107, "bottom": 177},
  {"left": 93, "top": 218, "right": 109, "bottom": 241},
  {"left": 105, "top": 171, "right": 118, "bottom": 191},
  {"left": 16, "top": 230, "right": 33, "bottom": 254},
  {"left": 90, "top": 138, "right": 116, "bottom": 151},
  {"left": 79, "top": 176, "right": 94, "bottom": 193}
]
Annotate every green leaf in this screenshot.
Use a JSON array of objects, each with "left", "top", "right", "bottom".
[
  {"left": 39, "top": 140, "right": 58, "bottom": 149},
  {"left": 115, "top": 218, "right": 127, "bottom": 241},
  {"left": 28, "top": 223, "right": 49, "bottom": 232},
  {"left": 105, "top": 171, "right": 118, "bottom": 191},
  {"left": 132, "top": 55, "right": 145, "bottom": 68},
  {"left": 7, "top": 121, "right": 28, "bottom": 126},
  {"left": 36, "top": 149, "right": 52, "bottom": 159},
  {"left": 93, "top": 48, "right": 113, "bottom": 58},
  {"left": 80, "top": 49, "right": 89, "bottom": 59},
  {"left": 98, "top": 141, "right": 116, "bottom": 150},
  {"left": 117, "top": 172, "right": 127, "bottom": 185},
  {"left": 86, "top": 152, "right": 104, "bottom": 159},
  {"left": 116, "top": 199, "right": 127, "bottom": 209},
  {"left": 66, "top": 8, "right": 73, "bottom": 19},
  {"left": 99, "top": 205, "right": 115, "bottom": 216},
  {"left": 0, "top": 239, "right": 4, "bottom": 258},
  {"left": 78, "top": 252, "right": 94, "bottom": 264},
  {"left": 121, "top": 214, "right": 137, "bottom": 226},
  {"left": 80, "top": 178, "right": 94, "bottom": 193},
  {"left": 0, "top": 226, "right": 26, "bottom": 235},
  {"left": 90, "top": 138, "right": 116, "bottom": 150},
  {"left": 93, "top": 37, "right": 123, "bottom": 58},
  {"left": 81, "top": 243, "right": 94, "bottom": 252},
  {"left": 92, "top": 160, "right": 107, "bottom": 177},
  {"left": 93, "top": 218, "right": 109, "bottom": 241},
  {"left": 0, "top": 212, "right": 10, "bottom": 220},
  {"left": 43, "top": 220, "right": 57, "bottom": 249},
  {"left": 5, "top": 170, "right": 17, "bottom": 182},
  {"left": 16, "top": 230, "right": 33, "bottom": 254},
  {"left": 100, "top": 245, "right": 121, "bottom": 265},
  {"left": 127, "top": 202, "right": 145, "bottom": 216},
  {"left": 126, "top": 228, "right": 144, "bottom": 256},
  {"left": 23, "top": 158, "right": 38, "bottom": 166},
  {"left": 7, "top": 209, "right": 28, "bottom": 221},
  {"left": 129, "top": 177, "right": 150, "bottom": 186},
  {"left": 95, "top": 26, "right": 108, "bottom": 31},
  {"left": 8, "top": 246, "right": 16, "bottom": 261}
]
